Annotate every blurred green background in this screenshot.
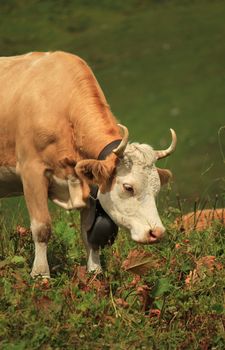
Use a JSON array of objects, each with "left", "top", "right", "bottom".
[{"left": 0, "top": 0, "right": 224, "bottom": 209}]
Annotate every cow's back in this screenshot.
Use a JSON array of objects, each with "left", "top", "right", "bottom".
[
  {"left": 0, "top": 51, "right": 78, "bottom": 122},
  {"left": 0, "top": 51, "right": 118, "bottom": 170},
  {"left": 0, "top": 51, "right": 82, "bottom": 168}
]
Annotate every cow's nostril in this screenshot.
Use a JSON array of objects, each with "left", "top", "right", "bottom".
[
  {"left": 148, "top": 227, "right": 165, "bottom": 241},
  {"left": 149, "top": 229, "right": 157, "bottom": 239}
]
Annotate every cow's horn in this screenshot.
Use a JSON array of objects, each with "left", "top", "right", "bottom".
[
  {"left": 113, "top": 124, "right": 129, "bottom": 157},
  {"left": 155, "top": 128, "right": 177, "bottom": 160}
]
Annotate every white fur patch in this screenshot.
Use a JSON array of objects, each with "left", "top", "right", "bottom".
[
  {"left": 48, "top": 175, "right": 86, "bottom": 209},
  {"left": 98, "top": 142, "right": 165, "bottom": 243},
  {"left": 87, "top": 248, "right": 102, "bottom": 273},
  {"left": 30, "top": 219, "right": 50, "bottom": 278},
  {"left": 121, "top": 143, "right": 157, "bottom": 168},
  {"left": 31, "top": 219, "right": 47, "bottom": 237}
]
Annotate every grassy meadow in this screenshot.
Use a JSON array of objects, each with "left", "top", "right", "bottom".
[
  {"left": 0, "top": 209, "right": 225, "bottom": 349},
  {"left": 0, "top": 1, "right": 225, "bottom": 349},
  {"left": 0, "top": 0, "right": 224, "bottom": 199}
]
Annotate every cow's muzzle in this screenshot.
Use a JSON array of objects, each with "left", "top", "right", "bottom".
[
  {"left": 132, "top": 226, "right": 165, "bottom": 244},
  {"left": 148, "top": 227, "right": 165, "bottom": 243}
]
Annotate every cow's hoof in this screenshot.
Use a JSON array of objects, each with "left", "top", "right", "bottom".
[
  {"left": 30, "top": 269, "right": 50, "bottom": 279},
  {"left": 87, "top": 264, "right": 103, "bottom": 275},
  {"left": 30, "top": 273, "right": 50, "bottom": 279}
]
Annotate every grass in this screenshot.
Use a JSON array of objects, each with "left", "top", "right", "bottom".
[
  {"left": 0, "top": 0, "right": 224, "bottom": 199},
  {"left": 0, "top": 1, "right": 225, "bottom": 349},
  {"left": 0, "top": 207, "right": 225, "bottom": 349}
]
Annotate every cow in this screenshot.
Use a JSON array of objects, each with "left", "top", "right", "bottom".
[{"left": 0, "top": 51, "right": 177, "bottom": 278}]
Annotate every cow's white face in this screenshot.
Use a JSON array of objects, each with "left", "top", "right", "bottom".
[{"left": 98, "top": 143, "right": 166, "bottom": 244}]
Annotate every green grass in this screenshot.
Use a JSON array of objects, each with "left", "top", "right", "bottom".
[
  {"left": 0, "top": 208, "right": 224, "bottom": 349},
  {"left": 0, "top": 1, "right": 225, "bottom": 349},
  {"left": 0, "top": 0, "right": 224, "bottom": 199}
]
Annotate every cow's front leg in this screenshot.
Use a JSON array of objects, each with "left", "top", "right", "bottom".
[
  {"left": 80, "top": 209, "right": 102, "bottom": 273},
  {"left": 30, "top": 220, "right": 51, "bottom": 278},
  {"left": 21, "top": 161, "right": 51, "bottom": 278},
  {"left": 87, "top": 246, "right": 102, "bottom": 273}
]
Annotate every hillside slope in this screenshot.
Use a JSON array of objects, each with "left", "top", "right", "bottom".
[{"left": 0, "top": 0, "right": 224, "bottom": 201}]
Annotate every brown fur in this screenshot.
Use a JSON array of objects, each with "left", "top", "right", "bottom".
[
  {"left": 36, "top": 223, "right": 52, "bottom": 243},
  {"left": 0, "top": 51, "right": 121, "bottom": 237},
  {"left": 0, "top": 51, "right": 121, "bottom": 168},
  {"left": 75, "top": 153, "right": 118, "bottom": 198}
]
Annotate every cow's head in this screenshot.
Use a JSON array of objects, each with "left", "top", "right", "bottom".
[{"left": 75, "top": 126, "right": 177, "bottom": 244}]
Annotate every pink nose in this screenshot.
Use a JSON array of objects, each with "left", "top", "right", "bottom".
[{"left": 149, "top": 227, "right": 165, "bottom": 242}]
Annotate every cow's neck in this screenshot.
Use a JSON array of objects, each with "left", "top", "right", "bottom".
[
  {"left": 73, "top": 112, "right": 121, "bottom": 160},
  {"left": 70, "top": 65, "right": 122, "bottom": 159}
]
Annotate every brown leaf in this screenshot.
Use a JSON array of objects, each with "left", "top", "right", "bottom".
[
  {"left": 12, "top": 271, "right": 28, "bottom": 290},
  {"left": 34, "top": 295, "right": 52, "bottom": 311},
  {"left": 72, "top": 265, "right": 109, "bottom": 297},
  {"left": 185, "top": 269, "right": 199, "bottom": 287},
  {"left": 196, "top": 256, "right": 217, "bottom": 271},
  {"left": 115, "top": 298, "right": 129, "bottom": 309},
  {"left": 136, "top": 284, "right": 152, "bottom": 312},
  {"left": 185, "top": 256, "right": 223, "bottom": 288},
  {"left": 149, "top": 309, "right": 161, "bottom": 318},
  {"left": 129, "top": 275, "right": 142, "bottom": 287},
  {"left": 122, "top": 249, "right": 161, "bottom": 275},
  {"left": 16, "top": 225, "right": 29, "bottom": 236},
  {"left": 76, "top": 265, "right": 88, "bottom": 285}
]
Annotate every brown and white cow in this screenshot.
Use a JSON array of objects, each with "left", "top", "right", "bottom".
[{"left": 0, "top": 51, "right": 177, "bottom": 277}]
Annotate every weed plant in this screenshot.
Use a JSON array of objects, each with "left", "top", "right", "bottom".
[{"left": 0, "top": 205, "right": 224, "bottom": 349}]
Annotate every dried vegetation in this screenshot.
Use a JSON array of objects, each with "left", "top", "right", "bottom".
[{"left": 0, "top": 207, "right": 224, "bottom": 349}]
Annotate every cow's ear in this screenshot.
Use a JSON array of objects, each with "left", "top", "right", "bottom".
[
  {"left": 157, "top": 168, "right": 172, "bottom": 186},
  {"left": 75, "top": 155, "right": 117, "bottom": 198}
]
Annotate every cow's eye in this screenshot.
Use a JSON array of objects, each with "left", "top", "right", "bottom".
[{"left": 123, "top": 183, "right": 134, "bottom": 194}]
